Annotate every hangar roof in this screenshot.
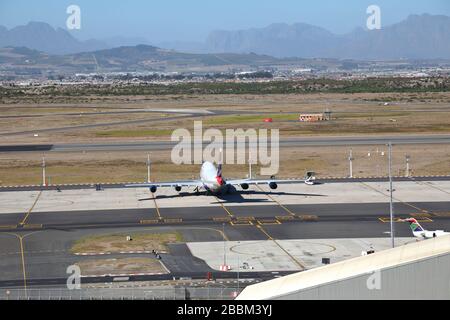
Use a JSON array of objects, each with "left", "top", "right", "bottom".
[{"left": 236, "top": 234, "right": 450, "bottom": 300}]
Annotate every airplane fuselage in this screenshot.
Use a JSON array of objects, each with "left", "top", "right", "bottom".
[{"left": 200, "top": 161, "right": 226, "bottom": 194}]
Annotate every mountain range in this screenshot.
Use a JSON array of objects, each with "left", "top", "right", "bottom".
[{"left": 1, "top": 14, "right": 450, "bottom": 60}]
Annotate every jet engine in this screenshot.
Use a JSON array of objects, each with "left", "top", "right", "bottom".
[
  {"left": 269, "top": 182, "right": 278, "bottom": 190},
  {"left": 150, "top": 186, "right": 157, "bottom": 193},
  {"left": 241, "top": 183, "right": 249, "bottom": 190}
]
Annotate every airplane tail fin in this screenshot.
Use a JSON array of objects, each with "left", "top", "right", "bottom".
[{"left": 405, "top": 218, "right": 424, "bottom": 233}]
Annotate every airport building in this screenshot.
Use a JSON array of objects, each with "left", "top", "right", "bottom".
[{"left": 237, "top": 235, "right": 450, "bottom": 300}]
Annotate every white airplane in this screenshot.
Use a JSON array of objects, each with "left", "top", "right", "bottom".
[
  {"left": 403, "top": 218, "right": 449, "bottom": 239},
  {"left": 126, "top": 161, "right": 316, "bottom": 195}
]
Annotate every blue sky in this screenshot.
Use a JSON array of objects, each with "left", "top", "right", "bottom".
[{"left": 1, "top": 0, "right": 449, "bottom": 42}]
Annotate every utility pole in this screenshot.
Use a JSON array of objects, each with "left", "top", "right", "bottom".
[
  {"left": 147, "top": 155, "right": 151, "bottom": 183},
  {"left": 348, "top": 149, "right": 354, "bottom": 178},
  {"left": 42, "top": 156, "right": 46, "bottom": 186},
  {"left": 388, "top": 142, "right": 395, "bottom": 248}
]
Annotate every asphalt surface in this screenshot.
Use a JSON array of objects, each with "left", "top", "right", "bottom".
[
  {"left": 1, "top": 188, "right": 449, "bottom": 289},
  {"left": 2, "top": 134, "right": 450, "bottom": 153}
]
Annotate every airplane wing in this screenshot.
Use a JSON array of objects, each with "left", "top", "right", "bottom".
[
  {"left": 125, "top": 181, "right": 204, "bottom": 188},
  {"left": 226, "top": 178, "right": 308, "bottom": 186}
]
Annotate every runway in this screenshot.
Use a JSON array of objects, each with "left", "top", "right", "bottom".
[{"left": 2, "top": 134, "right": 450, "bottom": 153}]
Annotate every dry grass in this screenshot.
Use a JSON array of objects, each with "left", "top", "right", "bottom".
[
  {"left": 1, "top": 144, "right": 449, "bottom": 186},
  {"left": 76, "top": 258, "right": 167, "bottom": 276},
  {"left": 70, "top": 232, "right": 182, "bottom": 254}
]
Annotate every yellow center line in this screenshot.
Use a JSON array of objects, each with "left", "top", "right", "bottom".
[
  {"left": 151, "top": 192, "right": 163, "bottom": 221},
  {"left": 256, "top": 224, "right": 305, "bottom": 270},
  {"left": 360, "top": 182, "right": 428, "bottom": 213},
  {"left": 20, "top": 190, "right": 42, "bottom": 226},
  {"left": 19, "top": 236, "right": 27, "bottom": 298},
  {"left": 256, "top": 185, "right": 296, "bottom": 216},
  {"left": 214, "top": 196, "right": 235, "bottom": 218}
]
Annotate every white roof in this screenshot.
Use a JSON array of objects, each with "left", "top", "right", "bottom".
[{"left": 236, "top": 235, "right": 450, "bottom": 300}]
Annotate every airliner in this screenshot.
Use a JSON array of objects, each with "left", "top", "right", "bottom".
[
  {"left": 403, "top": 218, "right": 449, "bottom": 239},
  {"left": 126, "top": 161, "right": 315, "bottom": 195}
]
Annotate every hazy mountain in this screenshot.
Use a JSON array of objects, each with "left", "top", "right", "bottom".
[
  {"left": 2, "top": 14, "right": 450, "bottom": 60},
  {"left": 205, "top": 22, "right": 339, "bottom": 58},
  {"left": 0, "top": 44, "right": 293, "bottom": 75},
  {"left": 202, "top": 14, "right": 450, "bottom": 59},
  {"left": 0, "top": 22, "right": 109, "bottom": 54}
]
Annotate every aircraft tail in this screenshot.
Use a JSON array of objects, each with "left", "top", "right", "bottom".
[{"left": 405, "top": 218, "right": 425, "bottom": 233}]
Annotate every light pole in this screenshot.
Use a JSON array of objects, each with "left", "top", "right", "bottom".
[
  {"left": 42, "top": 156, "right": 46, "bottom": 186},
  {"left": 147, "top": 155, "right": 151, "bottom": 183},
  {"left": 405, "top": 155, "right": 410, "bottom": 177},
  {"left": 248, "top": 151, "right": 252, "bottom": 180},
  {"left": 388, "top": 142, "right": 395, "bottom": 248},
  {"left": 348, "top": 149, "right": 354, "bottom": 178},
  {"left": 237, "top": 244, "right": 240, "bottom": 292},
  {"left": 223, "top": 223, "right": 227, "bottom": 268}
]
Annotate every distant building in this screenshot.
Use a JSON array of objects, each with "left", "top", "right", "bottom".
[{"left": 299, "top": 113, "right": 325, "bottom": 122}]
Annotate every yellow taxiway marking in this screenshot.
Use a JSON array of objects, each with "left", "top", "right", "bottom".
[
  {"left": 230, "top": 221, "right": 254, "bottom": 226},
  {"left": 163, "top": 218, "right": 183, "bottom": 224},
  {"left": 276, "top": 215, "right": 295, "bottom": 221},
  {"left": 0, "top": 225, "right": 17, "bottom": 230},
  {"left": 360, "top": 182, "right": 429, "bottom": 213},
  {"left": 20, "top": 190, "right": 42, "bottom": 226},
  {"left": 3, "top": 231, "right": 42, "bottom": 300},
  {"left": 22, "top": 224, "right": 43, "bottom": 229},
  {"left": 213, "top": 217, "right": 232, "bottom": 223},
  {"left": 433, "top": 212, "right": 450, "bottom": 217},
  {"left": 151, "top": 192, "right": 163, "bottom": 221},
  {"left": 256, "top": 185, "right": 296, "bottom": 216},
  {"left": 214, "top": 196, "right": 235, "bottom": 218},
  {"left": 298, "top": 215, "right": 319, "bottom": 222},
  {"left": 255, "top": 224, "right": 305, "bottom": 270},
  {"left": 257, "top": 219, "right": 282, "bottom": 225},
  {"left": 140, "top": 219, "right": 160, "bottom": 225}
]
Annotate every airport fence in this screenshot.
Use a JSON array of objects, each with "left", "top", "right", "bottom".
[{"left": 0, "top": 287, "right": 242, "bottom": 300}]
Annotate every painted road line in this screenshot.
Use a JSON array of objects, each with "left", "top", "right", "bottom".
[
  {"left": 151, "top": 192, "right": 163, "bottom": 221},
  {"left": 255, "top": 224, "right": 305, "bottom": 270},
  {"left": 22, "top": 224, "right": 43, "bottom": 229},
  {"left": 256, "top": 185, "right": 296, "bottom": 217},
  {"left": 433, "top": 212, "right": 450, "bottom": 217},
  {"left": 235, "top": 216, "right": 256, "bottom": 222},
  {"left": 276, "top": 215, "right": 295, "bottom": 221},
  {"left": 257, "top": 219, "right": 282, "bottom": 225},
  {"left": 163, "top": 218, "right": 183, "bottom": 224},
  {"left": 410, "top": 213, "right": 433, "bottom": 218},
  {"left": 140, "top": 219, "right": 160, "bottom": 225},
  {"left": 20, "top": 190, "right": 42, "bottom": 225},
  {"left": 213, "top": 217, "right": 232, "bottom": 223},
  {"left": 298, "top": 215, "right": 319, "bottom": 222},
  {"left": 214, "top": 196, "right": 235, "bottom": 218},
  {"left": 360, "top": 182, "right": 429, "bottom": 213},
  {"left": 230, "top": 220, "right": 253, "bottom": 226},
  {"left": 0, "top": 225, "right": 17, "bottom": 230}
]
